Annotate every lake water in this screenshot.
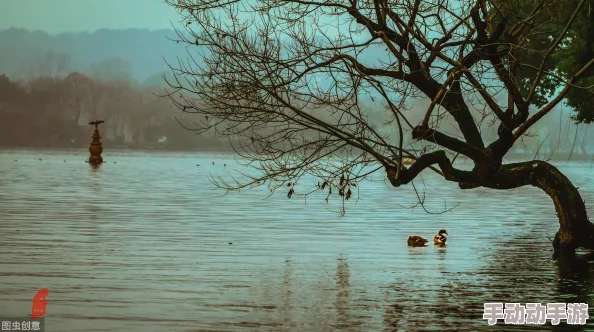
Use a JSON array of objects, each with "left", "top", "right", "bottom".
[{"left": 1, "top": 149, "right": 594, "bottom": 331}]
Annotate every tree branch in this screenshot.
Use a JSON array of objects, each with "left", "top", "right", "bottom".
[
  {"left": 514, "top": 57, "right": 594, "bottom": 141},
  {"left": 412, "top": 125, "right": 486, "bottom": 161},
  {"left": 525, "top": 0, "right": 586, "bottom": 104},
  {"left": 386, "top": 150, "right": 476, "bottom": 187}
]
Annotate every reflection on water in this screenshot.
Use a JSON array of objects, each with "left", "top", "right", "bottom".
[{"left": 0, "top": 149, "right": 593, "bottom": 331}]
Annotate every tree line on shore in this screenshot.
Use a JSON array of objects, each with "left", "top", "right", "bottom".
[
  {"left": 0, "top": 71, "right": 234, "bottom": 150},
  {"left": 0, "top": 69, "right": 590, "bottom": 157}
]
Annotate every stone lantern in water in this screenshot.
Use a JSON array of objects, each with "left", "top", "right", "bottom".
[{"left": 88, "top": 120, "right": 105, "bottom": 164}]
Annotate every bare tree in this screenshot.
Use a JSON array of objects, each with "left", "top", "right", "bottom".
[
  {"left": 27, "top": 51, "right": 70, "bottom": 79},
  {"left": 89, "top": 57, "right": 135, "bottom": 83},
  {"left": 164, "top": 0, "right": 594, "bottom": 259}
]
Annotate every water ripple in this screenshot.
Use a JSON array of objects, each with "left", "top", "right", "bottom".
[{"left": 1, "top": 149, "right": 593, "bottom": 331}]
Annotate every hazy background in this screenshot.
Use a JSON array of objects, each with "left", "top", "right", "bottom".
[
  {"left": 0, "top": 0, "right": 591, "bottom": 158},
  {"left": 0, "top": 0, "right": 184, "bottom": 81},
  {"left": 0, "top": 0, "right": 178, "bottom": 33}
]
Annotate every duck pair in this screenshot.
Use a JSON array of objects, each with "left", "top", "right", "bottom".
[{"left": 407, "top": 229, "right": 448, "bottom": 247}]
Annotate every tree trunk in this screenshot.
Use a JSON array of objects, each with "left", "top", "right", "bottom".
[{"left": 485, "top": 160, "right": 594, "bottom": 259}]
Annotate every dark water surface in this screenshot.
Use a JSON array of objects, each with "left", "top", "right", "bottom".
[{"left": 1, "top": 149, "right": 594, "bottom": 331}]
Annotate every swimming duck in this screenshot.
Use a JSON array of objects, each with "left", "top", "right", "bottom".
[
  {"left": 407, "top": 235, "right": 429, "bottom": 247},
  {"left": 433, "top": 229, "right": 448, "bottom": 246}
]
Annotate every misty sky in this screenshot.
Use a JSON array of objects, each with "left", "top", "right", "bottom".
[{"left": 0, "top": 0, "right": 179, "bottom": 33}]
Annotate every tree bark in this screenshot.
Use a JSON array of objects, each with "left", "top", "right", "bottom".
[{"left": 484, "top": 160, "right": 594, "bottom": 259}]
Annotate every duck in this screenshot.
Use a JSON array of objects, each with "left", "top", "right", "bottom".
[
  {"left": 407, "top": 235, "right": 429, "bottom": 247},
  {"left": 433, "top": 229, "right": 448, "bottom": 246}
]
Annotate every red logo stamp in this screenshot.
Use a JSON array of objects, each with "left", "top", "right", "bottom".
[{"left": 31, "top": 288, "right": 49, "bottom": 320}]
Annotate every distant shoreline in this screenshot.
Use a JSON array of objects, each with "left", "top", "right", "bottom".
[
  {"left": 0, "top": 144, "right": 239, "bottom": 154},
  {"left": 1, "top": 145, "right": 592, "bottom": 162},
  {"left": 504, "top": 152, "right": 594, "bottom": 163}
]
